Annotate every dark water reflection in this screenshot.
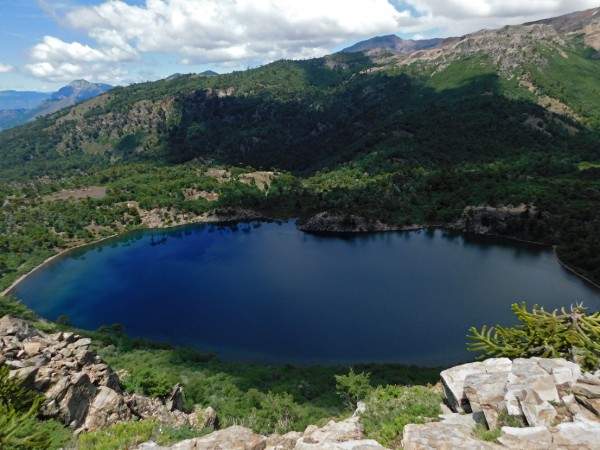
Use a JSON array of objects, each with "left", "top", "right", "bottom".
[{"left": 13, "top": 221, "right": 600, "bottom": 366}]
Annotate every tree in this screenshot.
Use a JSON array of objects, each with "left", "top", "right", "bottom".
[
  {"left": 468, "top": 302, "right": 600, "bottom": 370},
  {"left": 335, "top": 368, "right": 372, "bottom": 410},
  {"left": 0, "top": 365, "right": 51, "bottom": 449}
]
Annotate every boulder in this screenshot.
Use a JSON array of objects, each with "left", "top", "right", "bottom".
[
  {"left": 576, "top": 395, "right": 600, "bottom": 416},
  {"left": 202, "top": 406, "right": 219, "bottom": 429},
  {"left": 0, "top": 315, "right": 40, "bottom": 340},
  {"left": 402, "top": 422, "right": 501, "bottom": 449},
  {"left": 294, "top": 413, "right": 387, "bottom": 450},
  {"left": 84, "top": 386, "right": 132, "bottom": 430},
  {"left": 168, "top": 425, "right": 266, "bottom": 450},
  {"left": 266, "top": 430, "right": 302, "bottom": 449},
  {"left": 497, "top": 426, "right": 552, "bottom": 449},
  {"left": 551, "top": 420, "right": 600, "bottom": 449},
  {"left": 439, "top": 412, "right": 484, "bottom": 429},
  {"left": 464, "top": 371, "right": 509, "bottom": 429},
  {"left": 572, "top": 382, "right": 600, "bottom": 399},
  {"left": 165, "top": 384, "right": 184, "bottom": 412},
  {"left": 440, "top": 359, "right": 512, "bottom": 413},
  {"left": 518, "top": 390, "right": 558, "bottom": 427}
]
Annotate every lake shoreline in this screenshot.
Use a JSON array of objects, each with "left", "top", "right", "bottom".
[
  {"left": 553, "top": 248, "right": 600, "bottom": 291},
  {"left": 2, "top": 208, "right": 270, "bottom": 297},
  {"left": 3, "top": 214, "right": 599, "bottom": 300}
]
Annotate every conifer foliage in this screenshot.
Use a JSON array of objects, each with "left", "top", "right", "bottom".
[
  {"left": 0, "top": 365, "right": 51, "bottom": 449},
  {"left": 468, "top": 302, "right": 600, "bottom": 369}
]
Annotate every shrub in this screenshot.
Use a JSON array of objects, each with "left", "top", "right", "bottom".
[
  {"left": 361, "top": 385, "right": 442, "bottom": 448},
  {"left": 335, "top": 368, "right": 373, "bottom": 410},
  {"left": 77, "top": 419, "right": 210, "bottom": 450}
]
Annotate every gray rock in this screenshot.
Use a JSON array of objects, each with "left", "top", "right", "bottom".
[
  {"left": 518, "top": 390, "right": 558, "bottom": 427},
  {"left": 573, "top": 382, "right": 600, "bottom": 399},
  {"left": 202, "top": 406, "right": 219, "bottom": 429},
  {"left": 402, "top": 422, "right": 502, "bottom": 449},
  {"left": 581, "top": 372, "right": 600, "bottom": 386},
  {"left": 266, "top": 430, "right": 302, "bottom": 449},
  {"left": 295, "top": 417, "right": 364, "bottom": 449},
  {"left": 535, "top": 357, "right": 581, "bottom": 390},
  {"left": 441, "top": 359, "right": 512, "bottom": 413},
  {"left": 84, "top": 386, "right": 132, "bottom": 430},
  {"left": 439, "top": 412, "right": 485, "bottom": 429},
  {"left": 497, "top": 426, "right": 552, "bottom": 449},
  {"left": 576, "top": 395, "right": 600, "bottom": 416},
  {"left": 464, "top": 371, "right": 509, "bottom": 429},
  {"left": 552, "top": 420, "right": 600, "bottom": 449},
  {"left": 0, "top": 315, "right": 40, "bottom": 340},
  {"left": 68, "top": 337, "right": 92, "bottom": 348},
  {"left": 441, "top": 361, "right": 485, "bottom": 412},
  {"left": 9, "top": 366, "right": 39, "bottom": 389},
  {"left": 167, "top": 425, "right": 266, "bottom": 450},
  {"left": 165, "top": 384, "right": 185, "bottom": 412}
]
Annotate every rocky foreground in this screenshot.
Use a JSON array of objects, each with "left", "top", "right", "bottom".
[
  {"left": 2, "top": 314, "right": 600, "bottom": 449},
  {"left": 0, "top": 315, "right": 216, "bottom": 433}
]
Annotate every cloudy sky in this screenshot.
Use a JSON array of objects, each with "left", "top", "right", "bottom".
[{"left": 0, "top": 0, "right": 598, "bottom": 91}]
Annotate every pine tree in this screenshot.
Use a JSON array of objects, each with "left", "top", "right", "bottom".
[
  {"left": 467, "top": 302, "right": 600, "bottom": 369},
  {"left": 0, "top": 365, "right": 51, "bottom": 449}
]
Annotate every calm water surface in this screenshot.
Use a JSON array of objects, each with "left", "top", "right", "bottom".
[{"left": 13, "top": 221, "right": 600, "bottom": 366}]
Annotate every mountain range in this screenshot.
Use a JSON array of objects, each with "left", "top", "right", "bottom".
[
  {"left": 0, "top": 79, "right": 112, "bottom": 130},
  {"left": 342, "top": 34, "right": 445, "bottom": 53}
]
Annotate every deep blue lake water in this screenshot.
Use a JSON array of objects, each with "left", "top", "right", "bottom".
[{"left": 12, "top": 221, "right": 600, "bottom": 366}]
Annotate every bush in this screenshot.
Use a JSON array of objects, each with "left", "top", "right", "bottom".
[
  {"left": 335, "top": 368, "right": 373, "bottom": 410},
  {"left": 77, "top": 419, "right": 211, "bottom": 450},
  {"left": 252, "top": 391, "right": 305, "bottom": 435},
  {"left": 361, "top": 385, "right": 442, "bottom": 448}
]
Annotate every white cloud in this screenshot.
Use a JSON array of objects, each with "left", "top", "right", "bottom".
[
  {"left": 0, "top": 63, "right": 14, "bottom": 73},
  {"left": 21, "top": 0, "right": 600, "bottom": 85},
  {"left": 24, "top": 60, "right": 130, "bottom": 84},
  {"left": 62, "top": 0, "right": 411, "bottom": 65},
  {"left": 30, "top": 36, "right": 137, "bottom": 63},
  {"left": 403, "top": 0, "right": 600, "bottom": 36}
]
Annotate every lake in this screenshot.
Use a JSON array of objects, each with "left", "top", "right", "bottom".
[{"left": 12, "top": 221, "right": 600, "bottom": 366}]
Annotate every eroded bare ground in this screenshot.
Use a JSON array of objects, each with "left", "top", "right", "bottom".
[
  {"left": 238, "top": 171, "right": 274, "bottom": 191},
  {"left": 204, "top": 168, "right": 231, "bottom": 182},
  {"left": 42, "top": 186, "right": 108, "bottom": 202},
  {"left": 182, "top": 189, "right": 219, "bottom": 201},
  {"left": 204, "top": 168, "right": 275, "bottom": 191}
]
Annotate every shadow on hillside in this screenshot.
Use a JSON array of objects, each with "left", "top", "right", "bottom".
[{"left": 160, "top": 66, "right": 585, "bottom": 174}]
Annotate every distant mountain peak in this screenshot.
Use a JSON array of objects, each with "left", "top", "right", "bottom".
[
  {"left": 342, "top": 34, "right": 444, "bottom": 54},
  {"left": 0, "top": 80, "right": 112, "bottom": 129},
  {"left": 524, "top": 6, "right": 600, "bottom": 32},
  {"left": 51, "top": 80, "right": 112, "bottom": 102}
]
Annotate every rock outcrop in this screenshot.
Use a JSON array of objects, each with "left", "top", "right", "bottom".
[
  {"left": 298, "top": 211, "right": 422, "bottom": 233},
  {"left": 0, "top": 315, "right": 215, "bottom": 433},
  {"left": 450, "top": 204, "right": 538, "bottom": 236},
  {"left": 403, "top": 357, "right": 600, "bottom": 449},
  {"left": 138, "top": 402, "right": 388, "bottom": 450}
]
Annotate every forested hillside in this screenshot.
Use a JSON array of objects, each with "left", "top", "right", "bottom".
[{"left": 0, "top": 8, "right": 599, "bottom": 290}]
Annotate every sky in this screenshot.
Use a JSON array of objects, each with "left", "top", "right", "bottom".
[{"left": 0, "top": 0, "right": 598, "bottom": 91}]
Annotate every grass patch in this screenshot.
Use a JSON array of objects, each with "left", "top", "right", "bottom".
[
  {"left": 77, "top": 419, "right": 212, "bottom": 450},
  {"left": 472, "top": 423, "right": 502, "bottom": 442},
  {"left": 578, "top": 161, "right": 600, "bottom": 171}
]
